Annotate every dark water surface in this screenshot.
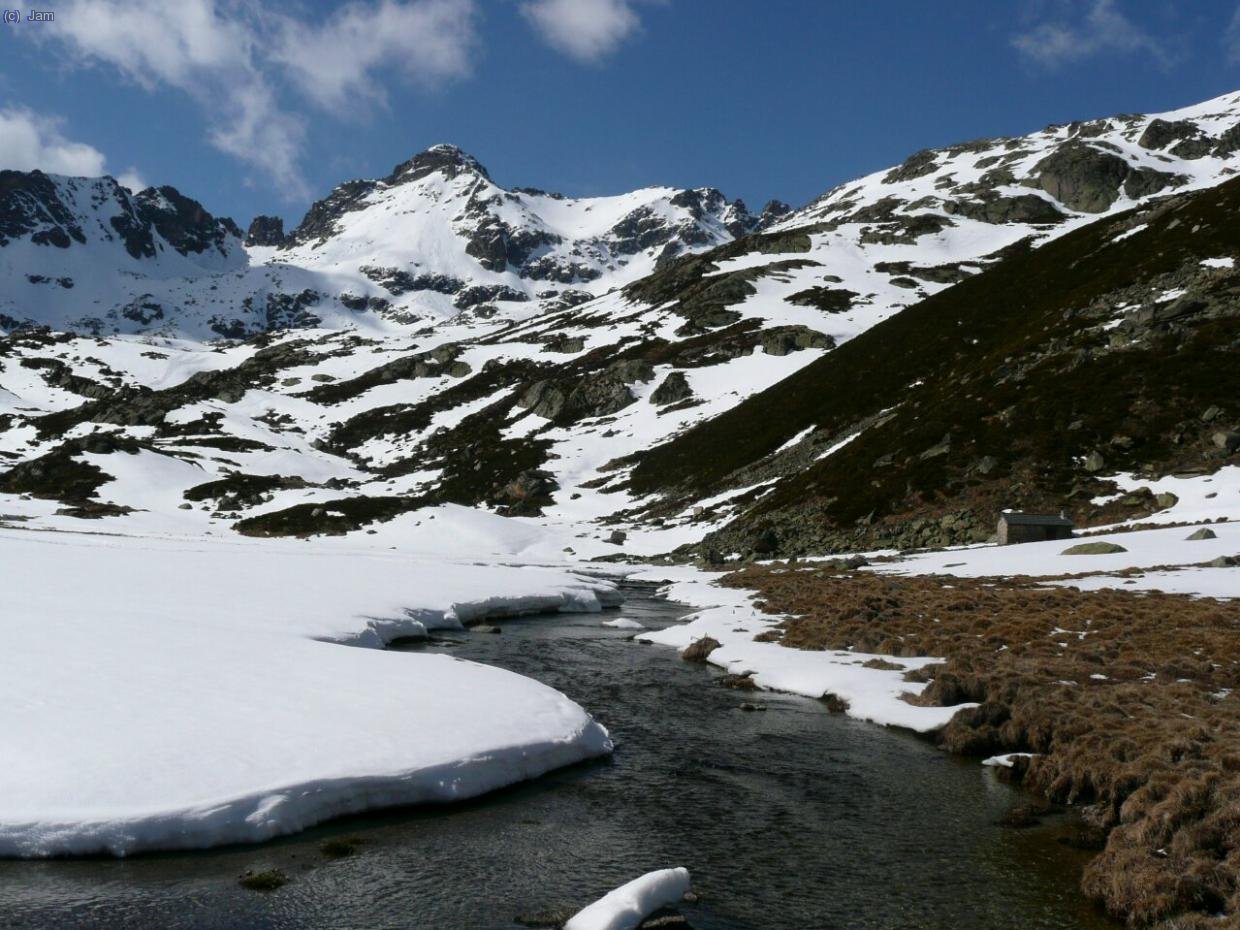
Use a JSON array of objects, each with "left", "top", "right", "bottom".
[{"left": 0, "top": 587, "right": 1117, "bottom": 930}]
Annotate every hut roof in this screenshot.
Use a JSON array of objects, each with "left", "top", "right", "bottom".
[{"left": 999, "top": 511, "right": 1073, "bottom": 527}]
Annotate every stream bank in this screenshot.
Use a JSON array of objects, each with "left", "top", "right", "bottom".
[{"left": 0, "top": 587, "right": 1115, "bottom": 929}]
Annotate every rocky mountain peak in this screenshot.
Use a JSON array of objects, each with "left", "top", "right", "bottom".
[
  {"left": 133, "top": 186, "right": 242, "bottom": 257},
  {"left": 756, "top": 200, "right": 793, "bottom": 228},
  {"left": 387, "top": 143, "right": 491, "bottom": 185},
  {"left": 0, "top": 169, "right": 88, "bottom": 250},
  {"left": 0, "top": 171, "right": 240, "bottom": 262},
  {"left": 283, "top": 145, "right": 491, "bottom": 250},
  {"left": 245, "top": 215, "right": 287, "bottom": 248}
]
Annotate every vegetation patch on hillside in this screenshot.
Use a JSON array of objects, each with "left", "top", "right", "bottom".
[
  {"left": 184, "top": 473, "right": 309, "bottom": 506},
  {"left": 0, "top": 434, "right": 143, "bottom": 503},
  {"left": 235, "top": 494, "right": 426, "bottom": 536}
]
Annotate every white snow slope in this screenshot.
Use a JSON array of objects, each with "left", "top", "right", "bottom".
[{"left": 0, "top": 527, "right": 618, "bottom": 856}]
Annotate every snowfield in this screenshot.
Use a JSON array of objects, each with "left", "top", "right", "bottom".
[
  {"left": 866, "top": 520, "right": 1239, "bottom": 588},
  {"left": 0, "top": 527, "right": 618, "bottom": 857}
]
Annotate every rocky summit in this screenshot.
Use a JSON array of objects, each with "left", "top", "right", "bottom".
[{"left": 1, "top": 91, "right": 1238, "bottom": 559}]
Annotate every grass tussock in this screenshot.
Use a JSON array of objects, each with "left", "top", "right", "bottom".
[
  {"left": 723, "top": 564, "right": 1240, "bottom": 928},
  {"left": 320, "top": 836, "right": 364, "bottom": 859},
  {"left": 238, "top": 868, "right": 288, "bottom": 891}
]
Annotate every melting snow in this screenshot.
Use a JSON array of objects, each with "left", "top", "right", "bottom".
[
  {"left": 0, "top": 527, "right": 617, "bottom": 856},
  {"left": 565, "top": 868, "right": 692, "bottom": 930}
]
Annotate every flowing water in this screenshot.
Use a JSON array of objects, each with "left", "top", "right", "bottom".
[{"left": 0, "top": 586, "right": 1117, "bottom": 930}]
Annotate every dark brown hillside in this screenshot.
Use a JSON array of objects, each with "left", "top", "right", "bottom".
[{"left": 626, "top": 178, "right": 1240, "bottom": 557}]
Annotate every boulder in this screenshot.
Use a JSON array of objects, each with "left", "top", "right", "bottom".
[
  {"left": 453, "top": 283, "right": 530, "bottom": 309},
  {"left": 519, "top": 381, "right": 567, "bottom": 420},
  {"left": 1062, "top": 541, "right": 1128, "bottom": 555},
  {"left": 651, "top": 371, "right": 693, "bottom": 406},
  {"left": 759, "top": 327, "right": 834, "bottom": 356},
  {"left": 1211, "top": 430, "right": 1240, "bottom": 453},
  {"left": 786, "top": 285, "right": 858, "bottom": 313},
  {"left": 1138, "top": 119, "right": 1198, "bottom": 150},
  {"left": 606, "top": 358, "right": 655, "bottom": 384},
  {"left": 919, "top": 434, "right": 952, "bottom": 460},
  {"left": 1123, "top": 167, "right": 1187, "bottom": 200},
  {"left": 1032, "top": 142, "right": 1130, "bottom": 213},
  {"left": 541, "top": 334, "right": 585, "bottom": 354},
  {"left": 497, "top": 469, "right": 558, "bottom": 514},
  {"left": 883, "top": 149, "right": 940, "bottom": 183},
  {"left": 949, "top": 193, "right": 1067, "bottom": 225},
  {"left": 563, "top": 375, "right": 635, "bottom": 421},
  {"left": 1171, "top": 137, "right": 1214, "bottom": 160}
]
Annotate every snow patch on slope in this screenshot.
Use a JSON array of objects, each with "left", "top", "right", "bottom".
[{"left": 0, "top": 527, "right": 617, "bottom": 856}]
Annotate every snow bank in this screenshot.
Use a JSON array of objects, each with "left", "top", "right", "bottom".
[
  {"left": 1047, "top": 565, "right": 1240, "bottom": 599},
  {"left": 982, "top": 752, "right": 1034, "bottom": 769},
  {"left": 602, "top": 617, "right": 645, "bottom": 630},
  {"left": 0, "top": 528, "right": 618, "bottom": 857},
  {"left": 1090, "top": 467, "right": 1240, "bottom": 529},
  {"left": 867, "top": 521, "right": 1240, "bottom": 584},
  {"left": 565, "top": 867, "right": 692, "bottom": 930},
  {"left": 632, "top": 568, "right": 969, "bottom": 732}
]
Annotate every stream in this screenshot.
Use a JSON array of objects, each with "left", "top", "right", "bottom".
[{"left": 0, "top": 585, "right": 1117, "bottom": 929}]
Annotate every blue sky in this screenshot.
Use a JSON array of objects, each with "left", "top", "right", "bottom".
[{"left": 4, "top": 0, "right": 1240, "bottom": 229}]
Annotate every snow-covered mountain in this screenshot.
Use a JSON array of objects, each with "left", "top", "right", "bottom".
[
  {"left": 275, "top": 144, "right": 783, "bottom": 292},
  {"left": 0, "top": 144, "right": 784, "bottom": 339},
  {"left": 0, "top": 172, "right": 246, "bottom": 333},
  {"left": 1, "top": 91, "right": 1239, "bottom": 557}
]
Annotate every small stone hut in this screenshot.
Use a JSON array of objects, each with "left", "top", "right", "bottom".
[{"left": 997, "top": 511, "right": 1074, "bottom": 545}]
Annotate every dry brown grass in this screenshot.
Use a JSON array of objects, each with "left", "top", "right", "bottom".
[{"left": 722, "top": 564, "right": 1240, "bottom": 928}]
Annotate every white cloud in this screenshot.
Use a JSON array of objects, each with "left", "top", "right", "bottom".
[
  {"left": 115, "top": 169, "right": 148, "bottom": 193},
  {"left": 272, "top": 0, "right": 477, "bottom": 112},
  {"left": 47, "top": 0, "right": 253, "bottom": 91},
  {"left": 31, "top": 0, "right": 479, "bottom": 198},
  {"left": 0, "top": 108, "right": 148, "bottom": 191},
  {"left": 36, "top": 0, "right": 306, "bottom": 196},
  {"left": 1012, "top": 0, "right": 1171, "bottom": 69},
  {"left": 0, "top": 108, "right": 108, "bottom": 176},
  {"left": 206, "top": 80, "right": 309, "bottom": 197},
  {"left": 521, "top": 0, "right": 641, "bottom": 63},
  {"left": 1225, "top": 5, "right": 1240, "bottom": 64}
]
